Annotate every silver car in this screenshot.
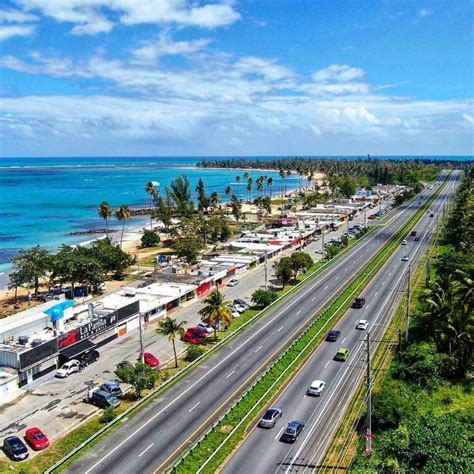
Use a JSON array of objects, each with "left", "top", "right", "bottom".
[{"left": 258, "top": 407, "right": 283, "bottom": 428}]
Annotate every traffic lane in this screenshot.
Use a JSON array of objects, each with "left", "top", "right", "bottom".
[
  {"left": 66, "top": 181, "right": 440, "bottom": 470},
  {"left": 223, "top": 182, "right": 453, "bottom": 472}
]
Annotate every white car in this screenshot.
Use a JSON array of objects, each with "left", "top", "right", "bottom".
[
  {"left": 227, "top": 279, "right": 239, "bottom": 287},
  {"left": 356, "top": 320, "right": 369, "bottom": 330},
  {"left": 227, "top": 307, "right": 240, "bottom": 318},
  {"left": 307, "top": 380, "right": 326, "bottom": 396},
  {"left": 197, "top": 322, "right": 214, "bottom": 334},
  {"left": 56, "top": 359, "right": 81, "bottom": 378},
  {"left": 234, "top": 304, "right": 246, "bottom": 313},
  {"left": 401, "top": 256, "right": 409, "bottom": 262},
  {"left": 401, "top": 240, "right": 408, "bottom": 245}
]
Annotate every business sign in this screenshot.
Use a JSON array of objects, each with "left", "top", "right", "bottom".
[{"left": 19, "top": 339, "right": 59, "bottom": 370}]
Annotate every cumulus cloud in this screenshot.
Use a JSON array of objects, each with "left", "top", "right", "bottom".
[
  {"left": 0, "top": 7, "right": 37, "bottom": 40},
  {"left": 0, "top": 24, "right": 35, "bottom": 40},
  {"left": 313, "top": 64, "right": 365, "bottom": 83}
]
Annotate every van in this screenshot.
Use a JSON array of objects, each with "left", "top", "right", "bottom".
[{"left": 87, "top": 388, "right": 121, "bottom": 408}]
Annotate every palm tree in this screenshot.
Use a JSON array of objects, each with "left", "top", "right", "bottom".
[
  {"left": 210, "top": 191, "right": 220, "bottom": 209},
  {"left": 246, "top": 177, "right": 253, "bottom": 204},
  {"left": 145, "top": 181, "right": 158, "bottom": 231},
  {"left": 225, "top": 185, "right": 233, "bottom": 197},
  {"left": 98, "top": 201, "right": 113, "bottom": 236},
  {"left": 267, "top": 177, "right": 274, "bottom": 199},
  {"left": 115, "top": 204, "right": 132, "bottom": 248},
  {"left": 156, "top": 317, "right": 187, "bottom": 368},
  {"left": 279, "top": 169, "right": 286, "bottom": 198},
  {"left": 198, "top": 289, "right": 233, "bottom": 339}
]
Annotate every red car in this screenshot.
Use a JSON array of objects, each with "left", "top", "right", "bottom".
[
  {"left": 25, "top": 427, "right": 49, "bottom": 451},
  {"left": 182, "top": 332, "right": 203, "bottom": 344},
  {"left": 187, "top": 327, "right": 208, "bottom": 338},
  {"left": 144, "top": 352, "right": 159, "bottom": 367}
]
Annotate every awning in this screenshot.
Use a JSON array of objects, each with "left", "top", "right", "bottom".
[{"left": 60, "top": 339, "right": 96, "bottom": 359}]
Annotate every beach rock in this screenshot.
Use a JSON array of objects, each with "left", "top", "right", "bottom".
[{"left": 68, "top": 229, "right": 116, "bottom": 236}]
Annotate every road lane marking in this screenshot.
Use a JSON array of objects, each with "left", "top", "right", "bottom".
[
  {"left": 254, "top": 345, "right": 263, "bottom": 353},
  {"left": 274, "top": 427, "right": 285, "bottom": 440},
  {"left": 296, "top": 310, "right": 301, "bottom": 315},
  {"left": 138, "top": 443, "right": 154, "bottom": 457},
  {"left": 341, "top": 337, "right": 346, "bottom": 343},
  {"left": 311, "top": 297, "right": 316, "bottom": 302},
  {"left": 277, "top": 326, "right": 284, "bottom": 333},
  {"left": 225, "top": 370, "right": 235, "bottom": 379},
  {"left": 188, "top": 402, "right": 201, "bottom": 413},
  {"left": 324, "top": 360, "right": 330, "bottom": 369},
  {"left": 374, "top": 292, "right": 378, "bottom": 296},
  {"left": 323, "top": 285, "right": 328, "bottom": 290}
]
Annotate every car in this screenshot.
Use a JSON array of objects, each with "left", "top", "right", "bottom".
[
  {"left": 401, "top": 256, "right": 409, "bottom": 262},
  {"left": 232, "top": 304, "right": 246, "bottom": 313},
  {"left": 233, "top": 298, "right": 250, "bottom": 309},
  {"left": 187, "top": 327, "right": 208, "bottom": 338},
  {"left": 429, "top": 213, "right": 434, "bottom": 217},
  {"left": 100, "top": 380, "right": 123, "bottom": 398},
  {"left": 228, "top": 308, "right": 240, "bottom": 318},
  {"left": 25, "top": 427, "right": 49, "bottom": 451},
  {"left": 258, "top": 408, "right": 283, "bottom": 428},
  {"left": 326, "top": 329, "right": 341, "bottom": 342},
  {"left": 87, "top": 388, "right": 121, "bottom": 408},
  {"left": 82, "top": 349, "right": 100, "bottom": 366},
  {"left": 410, "top": 230, "right": 417, "bottom": 236},
  {"left": 56, "top": 359, "right": 81, "bottom": 378},
  {"left": 334, "top": 348, "right": 350, "bottom": 361},
  {"left": 117, "top": 360, "right": 132, "bottom": 370},
  {"left": 3, "top": 436, "right": 29, "bottom": 461},
  {"left": 196, "top": 322, "right": 214, "bottom": 334},
  {"left": 227, "top": 279, "right": 239, "bottom": 287},
  {"left": 401, "top": 239, "right": 408, "bottom": 245},
  {"left": 280, "top": 421, "right": 305, "bottom": 443},
  {"left": 315, "top": 249, "right": 324, "bottom": 254},
  {"left": 182, "top": 332, "right": 203, "bottom": 344},
  {"left": 414, "top": 235, "right": 421, "bottom": 241},
  {"left": 356, "top": 320, "right": 369, "bottom": 330},
  {"left": 143, "top": 352, "right": 159, "bottom": 367},
  {"left": 352, "top": 297, "right": 366, "bottom": 309},
  {"left": 307, "top": 380, "right": 326, "bottom": 396}
]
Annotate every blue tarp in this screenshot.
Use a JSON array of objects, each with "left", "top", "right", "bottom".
[{"left": 44, "top": 300, "right": 75, "bottom": 321}]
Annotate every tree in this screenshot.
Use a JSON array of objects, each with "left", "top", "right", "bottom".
[
  {"left": 115, "top": 204, "right": 132, "bottom": 248},
  {"left": 198, "top": 290, "right": 233, "bottom": 339},
  {"left": 154, "top": 195, "right": 174, "bottom": 231},
  {"left": 275, "top": 257, "right": 293, "bottom": 287},
  {"left": 10, "top": 245, "right": 51, "bottom": 298},
  {"left": 251, "top": 289, "right": 278, "bottom": 307},
  {"left": 290, "top": 252, "right": 313, "bottom": 273},
  {"left": 246, "top": 178, "right": 253, "bottom": 203},
  {"left": 230, "top": 194, "right": 242, "bottom": 222},
  {"left": 156, "top": 317, "right": 187, "bottom": 368},
  {"left": 210, "top": 191, "right": 220, "bottom": 209},
  {"left": 195, "top": 178, "right": 209, "bottom": 212},
  {"left": 225, "top": 185, "right": 233, "bottom": 196},
  {"left": 115, "top": 362, "right": 158, "bottom": 398},
  {"left": 267, "top": 177, "right": 274, "bottom": 198},
  {"left": 339, "top": 176, "right": 357, "bottom": 198},
  {"left": 173, "top": 232, "right": 203, "bottom": 265},
  {"left": 167, "top": 174, "right": 194, "bottom": 217},
  {"left": 141, "top": 228, "right": 160, "bottom": 248},
  {"left": 90, "top": 239, "right": 134, "bottom": 276},
  {"left": 97, "top": 201, "right": 113, "bottom": 235},
  {"left": 145, "top": 181, "right": 159, "bottom": 230}
]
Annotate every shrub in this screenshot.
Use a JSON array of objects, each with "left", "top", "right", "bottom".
[
  {"left": 100, "top": 406, "right": 117, "bottom": 424},
  {"left": 186, "top": 345, "right": 205, "bottom": 361},
  {"left": 141, "top": 228, "right": 160, "bottom": 247},
  {"left": 251, "top": 289, "right": 278, "bottom": 307}
]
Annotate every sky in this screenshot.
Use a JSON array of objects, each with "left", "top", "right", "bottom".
[{"left": 0, "top": 0, "right": 472, "bottom": 157}]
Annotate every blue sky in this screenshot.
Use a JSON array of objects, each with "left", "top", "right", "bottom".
[{"left": 0, "top": 0, "right": 472, "bottom": 157}]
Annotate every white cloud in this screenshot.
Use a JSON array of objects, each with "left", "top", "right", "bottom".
[
  {"left": 18, "top": 0, "right": 240, "bottom": 34},
  {"left": 313, "top": 64, "right": 365, "bottom": 83},
  {"left": 0, "top": 8, "right": 37, "bottom": 23},
  {"left": 462, "top": 113, "right": 474, "bottom": 126},
  {"left": 0, "top": 24, "right": 35, "bottom": 40},
  {"left": 419, "top": 9, "right": 432, "bottom": 17}
]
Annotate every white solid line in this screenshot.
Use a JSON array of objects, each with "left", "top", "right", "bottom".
[
  {"left": 324, "top": 360, "right": 330, "bottom": 369},
  {"left": 254, "top": 345, "right": 263, "bottom": 353},
  {"left": 225, "top": 370, "right": 235, "bottom": 379},
  {"left": 274, "top": 426, "right": 285, "bottom": 440},
  {"left": 277, "top": 326, "right": 284, "bottom": 333},
  {"left": 188, "top": 401, "right": 201, "bottom": 413},
  {"left": 138, "top": 443, "right": 154, "bottom": 457}
]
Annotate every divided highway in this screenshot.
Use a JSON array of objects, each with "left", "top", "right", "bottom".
[
  {"left": 66, "top": 172, "right": 452, "bottom": 474},
  {"left": 223, "top": 172, "right": 459, "bottom": 473}
]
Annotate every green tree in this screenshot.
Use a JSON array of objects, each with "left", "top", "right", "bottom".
[
  {"left": 115, "top": 362, "right": 158, "bottom": 398},
  {"left": 195, "top": 178, "right": 209, "bottom": 212},
  {"left": 167, "top": 174, "right": 194, "bottom": 217},
  {"left": 210, "top": 191, "right": 220, "bottom": 209},
  {"left": 115, "top": 204, "right": 132, "bottom": 248},
  {"left": 173, "top": 232, "right": 203, "bottom": 265},
  {"left": 145, "top": 181, "right": 158, "bottom": 231},
  {"left": 198, "top": 290, "right": 233, "bottom": 339},
  {"left": 251, "top": 289, "right": 278, "bottom": 307},
  {"left": 275, "top": 256, "right": 293, "bottom": 287},
  {"left": 186, "top": 345, "right": 205, "bottom": 361},
  {"left": 225, "top": 185, "right": 233, "bottom": 196},
  {"left": 90, "top": 239, "right": 134, "bottom": 276},
  {"left": 230, "top": 194, "right": 242, "bottom": 222},
  {"left": 141, "top": 228, "right": 160, "bottom": 248},
  {"left": 97, "top": 201, "right": 113, "bottom": 235},
  {"left": 154, "top": 195, "right": 174, "bottom": 232},
  {"left": 10, "top": 245, "right": 51, "bottom": 298},
  {"left": 290, "top": 252, "right": 313, "bottom": 273},
  {"left": 156, "top": 317, "right": 187, "bottom": 368}
]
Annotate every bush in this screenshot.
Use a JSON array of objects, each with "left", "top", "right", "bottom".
[
  {"left": 141, "top": 228, "right": 160, "bottom": 248},
  {"left": 186, "top": 345, "right": 206, "bottom": 361},
  {"left": 100, "top": 406, "right": 117, "bottom": 424},
  {"left": 251, "top": 289, "right": 278, "bottom": 308}
]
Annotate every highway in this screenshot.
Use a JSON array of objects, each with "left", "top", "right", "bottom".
[
  {"left": 222, "top": 172, "right": 459, "bottom": 473},
  {"left": 66, "top": 172, "right": 453, "bottom": 474}
]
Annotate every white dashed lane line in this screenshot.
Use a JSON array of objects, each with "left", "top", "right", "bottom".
[
  {"left": 138, "top": 443, "right": 154, "bottom": 457},
  {"left": 188, "top": 401, "right": 201, "bottom": 413}
]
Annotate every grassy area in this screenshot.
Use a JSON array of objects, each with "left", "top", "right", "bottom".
[{"left": 173, "top": 181, "right": 447, "bottom": 473}]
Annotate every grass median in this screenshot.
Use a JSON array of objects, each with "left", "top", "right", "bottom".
[{"left": 172, "top": 179, "right": 447, "bottom": 473}]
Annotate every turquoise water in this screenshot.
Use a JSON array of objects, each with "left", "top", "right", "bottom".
[{"left": 0, "top": 157, "right": 299, "bottom": 272}]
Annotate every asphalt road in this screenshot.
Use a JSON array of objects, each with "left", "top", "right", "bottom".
[
  {"left": 66, "top": 173, "right": 452, "bottom": 474},
  {"left": 222, "top": 172, "right": 459, "bottom": 474}
]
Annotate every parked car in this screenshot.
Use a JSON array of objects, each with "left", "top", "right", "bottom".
[
  {"left": 356, "top": 320, "right": 369, "bottom": 330},
  {"left": 81, "top": 349, "right": 100, "bottom": 366},
  {"left": 334, "top": 348, "right": 350, "bottom": 362},
  {"left": 258, "top": 408, "right": 283, "bottom": 428},
  {"left": 227, "top": 279, "right": 239, "bottom": 287},
  {"left": 182, "top": 332, "right": 203, "bottom": 344},
  {"left": 228, "top": 308, "right": 240, "bottom": 318},
  {"left": 87, "top": 388, "right": 121, "bottom": 408},
  {"left": 401, "top": 239, "right": 408, "bottom": 245},
  {"left": 25, "top": 427, "right": 49, "bottom": 451},
  {"left": 100, "top": 380, "right": 123, "bottom": 398},
  {"left": 196, "top": 322, "right": 214, "bottom": 334},
  {"left": 117, "top": 360, "right": 132, "bottom": 370},
  {"left": 232, "top": 304, "right": 246, "bottom": 314},
  {"left": 401, "top": 256, "right": 409, "bottom": 262},
  {"left": 144, "top": 352, "right": 159, "bottom": 367},
  {"left": 307, "top": 380, "right": 326, "bottom": 396},
  {"left": 233, "top": 298, "right": 250, "bottom": 309},
  {"left": 3, "top": 436, "right": 29, "bottom": 461},
  {"left": 280, "top": 421, "right": 305, "bottom": 443},
  {"left": 187, "top": 327, "right": 208, "bottom": 338},
  {"left": 352, "top": 297, "right": 366, "bottom": 309},
  {"left": 56, "top": 359, "right": 81, "bottom": 378},
  {"left": 326, "top": 329, "right": 341, "bottom": 342}
]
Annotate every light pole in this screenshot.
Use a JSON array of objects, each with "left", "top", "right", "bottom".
[{"left": 138, "top": 311, "right": 145, "bottom": 363}]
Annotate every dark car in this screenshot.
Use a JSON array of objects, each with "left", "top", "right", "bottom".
[
  {"left": 82, "top": 349, "right": 100, "bottom": 366},
  {"left": 352, "top": 297, "right": 366, "bottom": 309},
  {"left": 280, "top": 421, "right": 305, "bottom": 443},
  {"left": 429, "top": 213, "right": 434, "bottom": 217},
  {"left": 3, "top": 436, "right": 29, "bottom": 461},
  {"left": 410, "top": 230, "right": 417, "bottom": 236},
  {"left": 414, "top": 235, "right": 421, "bottom": 241},
  {"left": 117, "top": 360, "right": 132, "bottom": 370},
  {"left": 258, "top": 408, "right": 282, "bottom": 428},
  {"left": 100, "top": 380, "right": 122, "bottom": 398},
  {"left": 87, "top": 389, "right": 121, "bottom": 408},
  {"left": 326, "top": 329, "right": 341, "bottom": 342}
]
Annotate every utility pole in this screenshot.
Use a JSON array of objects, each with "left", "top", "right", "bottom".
[
  {"left": 365, "top": 331, "right": 373, "bottom": 457},
  {"left": 138, "top": 312, "right": 145, "bottom": 363},
  {"left": 364, "top": 207, "right": 367, "bottom": 227},
  {"left": 264, "top": 251, "right": 268, "bottom": 290},
  {"left": 405, "top": 265, "right": 411, "bottom": 341}
]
